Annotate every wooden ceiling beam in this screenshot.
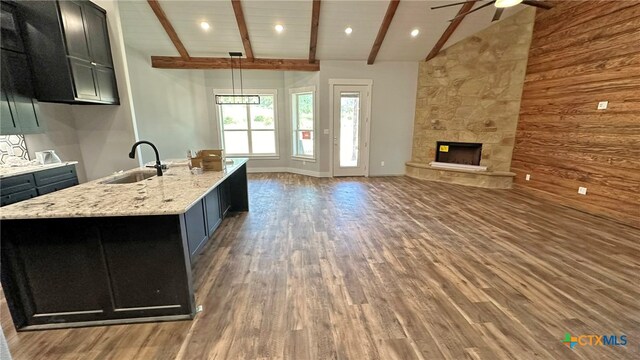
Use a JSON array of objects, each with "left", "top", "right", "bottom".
[
  {"left": 151, "top": 56, "right": 320, "bottom": 71},
  {"left": 147, "top": 0, "right": 190, "bottom": 60},
  {"left": 231, "top": 0, "right": 255, "bottom": 61},
  {"left": 367, "top": 0, "right": 400, "bottom": 65},
  {"left": 308, "top": 0, "right": 321, "bottom": 64},
  {"left": 425, "top": 0, "right": 478, "bottom": 61}
]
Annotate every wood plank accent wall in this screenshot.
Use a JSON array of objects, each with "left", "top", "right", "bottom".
[{"left": 511, "top": 0, "right": 640, "bottom": 228}]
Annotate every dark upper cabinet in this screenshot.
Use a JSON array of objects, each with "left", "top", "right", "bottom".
[
  {"left": 1, "top": 1, "right": 41, "bottom": 135},
  {"left": 17, "top": 0, "right": 119, "bottom": 105},
  {"left": 1, "top": 50, "right": 42, "bottom": 135},
  {"left": 1, "top": 2, "right": 24, "bottom": 52}
]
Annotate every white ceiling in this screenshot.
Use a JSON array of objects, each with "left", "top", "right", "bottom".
[{"left": 119, "top": 0, "right": 527, "bottom": 61}]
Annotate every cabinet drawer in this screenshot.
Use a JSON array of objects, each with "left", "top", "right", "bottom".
[
  {"left": 37, "top": 177, "right": 79, "bottom": 196},
  {"left": 0, "top": 173, "right": 36, "bottom": 194},
  {"left": 34, "top": 165, "right": 77, "bottom": 186},
  {"left": 1, "top": 188, "right": 37, "bottom": 206}
]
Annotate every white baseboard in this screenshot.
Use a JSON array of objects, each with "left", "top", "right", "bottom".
[{"left": 247, "top": 167, "right": 331, "bottom": 178}]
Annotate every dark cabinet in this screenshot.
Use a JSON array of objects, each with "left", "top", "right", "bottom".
[
  {"left": 1, "top": 2, "right": 23, "bottom": 53},
  {"left": 0, "top": 164, "right": 78, "bottom": 206},
  {"left": 184, "top": 199, "right": 208, "bottom": 261},
  {"left": 17, "top": 0, "right": 119, "bottom": 104},
  {"left": 1, "top": 216, "right": 193, "bottom": 329},
  {"left": 1, "top": 2, "right": 41, "bottom": 135},
  {"left": 219, "top": 180, "right": 232, "bottom": 218},
  {"left": 1, "top": 50, "right": 41, "bottom": 134},
  {"left": 3, "top": 221, "right": 109, "bottom": 326},
  {"left": 99, "top": 216, "right": 191, "bottom": 318},
  {"left": 204, "top": 188, "right": 222, "bottom": 237}
]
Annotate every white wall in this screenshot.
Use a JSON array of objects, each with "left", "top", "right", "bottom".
[
  {"left": 24, "top": 104, "right": 87, "bottom": 182},
  {"left": 126, "top": 46, "right": 210, "bottom": 164},
  {"left": 319, "top": 61, "right": 419, "bottom": 176}
]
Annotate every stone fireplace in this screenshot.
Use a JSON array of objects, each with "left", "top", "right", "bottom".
[{"left": 405, "top": 8, "right": 535, "bottom": 189}]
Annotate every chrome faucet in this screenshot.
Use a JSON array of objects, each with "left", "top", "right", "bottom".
[{"left": 129, "top": 140, "right": 163, "bottom": 176}]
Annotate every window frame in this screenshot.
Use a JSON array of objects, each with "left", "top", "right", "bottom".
[
  {"left": 214, "top": 89, "right": 279, "bottom": 159},
  {"left": 289, "top": 86, "right": 316, "bottom": 162}
]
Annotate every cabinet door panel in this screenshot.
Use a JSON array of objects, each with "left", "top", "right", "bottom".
[
  {"left": 69, "top": 58, "right": 99, "bottom": 100},
  {"left": 0, "top": 85, "right": 18, "bottom": 135},
  {"left": 58, "top": 0, "right": 90, "bottom": 61},
  {"left": 100, "top": 216, "right": 189, "bottom": 312},
  {"left": 95, "top": 66, "right": 118, "bottom": 103},
  {"left": 184, "top": 200, "right": 208, "bottom": 260},
  {"left": 0, "top": 52, "right": 19, "bottom": 134},
  {"left": 5, "top": 220, "right": 109, "bottom": 323},
  {"left": 205, "top": 189, "right": 222, "bottom": 236},
  {"left": 84, "top": 5, "right": 112, "bottom": 67},
  {"left": 3, "top": 51, "right": 41, "bottom": 133}
]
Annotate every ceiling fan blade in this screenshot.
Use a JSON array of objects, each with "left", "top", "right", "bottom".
[
  {"left": 491, "top": 7, "right": 504, "bottom": 21},
  {"left": 449, "top": 1, "right": 495, "bottom": 22},
  {"left": 522, "top": 0, "right": 553, "bottom": 10},
  {"left": 431, "top": 1, "right": 477, "bottom": 10}
]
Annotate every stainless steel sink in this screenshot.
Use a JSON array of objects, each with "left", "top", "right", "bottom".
[{"left": 101, "top": 170, "right": 157, "bottom": 184}]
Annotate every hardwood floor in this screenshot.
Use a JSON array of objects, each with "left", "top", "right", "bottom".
[{"left": 2, "top": 173, "right": 639, "bottom": 359}]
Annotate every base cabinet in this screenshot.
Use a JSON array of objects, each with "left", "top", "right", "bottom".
[
  {"left": 0, "top": 216, "right": 194, "bottom": 330},
  {"left": 184, "top": 199, "right": 208, "bottom": 261},
  {"left": 204, "top": 187, "right": 222, "bottom": 237},
  {"left": 0, "top": 164, "right": 78, "bottom": 206}
]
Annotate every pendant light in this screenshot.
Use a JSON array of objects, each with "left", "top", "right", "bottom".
[{"left": 215, "top": 52, "right": 260, "bottom": 105}]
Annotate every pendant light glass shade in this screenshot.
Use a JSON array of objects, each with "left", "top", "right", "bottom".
[{"left": 215, "top": 95, "right": 260, "bottom": 105}]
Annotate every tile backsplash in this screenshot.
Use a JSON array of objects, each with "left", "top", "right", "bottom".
[{"left": 0, "top": 135, "right": 30, "bottom": 164}]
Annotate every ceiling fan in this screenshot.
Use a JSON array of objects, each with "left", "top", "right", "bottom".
[{"left": 431, "top": 0, "right": 552, "bottom": 23}]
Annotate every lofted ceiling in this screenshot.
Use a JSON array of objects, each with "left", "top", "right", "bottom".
[{"left": 119, "top": 0, "right": 527, "bottom": 62}]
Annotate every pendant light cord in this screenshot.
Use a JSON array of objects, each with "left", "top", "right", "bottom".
[
  {"left": 239, "top": 56, "right": 244, "bottom": 96},
  {"left": 230, "top": 54, "right": 235, "bottom": 96}
]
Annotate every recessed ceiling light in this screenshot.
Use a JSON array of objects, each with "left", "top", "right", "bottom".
[
  {"left": 345, "top": 27, "right": 353, "bottom": 35},
  {"left": 275, "top": 24, "right": 284, "bottom": 33},
  {"left": 200, "top": 21, "right": 210, "bottom": 30},
  {"left": 411, "top": 29, "right": 420, "bottom": 37}
]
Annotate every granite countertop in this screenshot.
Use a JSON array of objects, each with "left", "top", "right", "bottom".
[
  {"left": 0, "top": 161, "right": 79, "bottom": 179},
  {"left": 0, "top": 158, "right": 248, "bottom": 220}
]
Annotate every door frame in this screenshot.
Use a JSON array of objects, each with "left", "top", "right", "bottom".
[{"left": 328, "top": 79, "right": 373, "bottom": 177}]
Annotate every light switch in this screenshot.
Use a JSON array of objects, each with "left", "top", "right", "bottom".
[
  {"left": 597, "top": 101, "right": 608, "bottom": 110},
  {"left": 323, "top": 129, "right": 330, "bottom": 135},
  {"left": 525, "top": 174, "right": 531, "bottom": 181},
  {"left": 578, "top": 187, "right": 587, "bottom": 195}
]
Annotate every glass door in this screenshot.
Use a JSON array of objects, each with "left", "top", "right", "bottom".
[{"left": 333, "top": 85, "right": 369, "bottom": 176}]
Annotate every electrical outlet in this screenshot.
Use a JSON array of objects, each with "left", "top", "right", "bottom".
[
  {"left": 196, "top": 305, "right": 203, "bottom": 313},
  {"left": 525, "top": 174, "right": 531, "bottom": 181},
  {"left": 578, "top": 187, "right": 588, "bottom": 195},
  {"left": 323, "top": 129, "right": 329, "bottom": 135},
  {"left": 302, "top": 160, "right": 306, "bottom": 166},
  {"left": 381, "top": 161, "right": 385, "bottom": 167},
  {"left": 597, "top": 101, "right": 608, "bottom": 110}
]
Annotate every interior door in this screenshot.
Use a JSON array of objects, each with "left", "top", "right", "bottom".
[{"left": 333, "top": 85, "right": 369, "bottom": 176}]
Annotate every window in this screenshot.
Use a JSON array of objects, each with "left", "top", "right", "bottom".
[
  {"left": 216, "top": 90, "right": 278, "bottom": 157},
  {"left": 290, "top": 86, "right": 315, "bottom": 159}
]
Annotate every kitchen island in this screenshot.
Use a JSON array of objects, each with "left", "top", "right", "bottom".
[{"left": 0, "top": 158, "right": 248, "bottom": 331}]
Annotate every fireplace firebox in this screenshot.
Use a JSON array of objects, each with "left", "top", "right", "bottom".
[{"left": 435, "top": 141, "right": 482, "bottom": 166}]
